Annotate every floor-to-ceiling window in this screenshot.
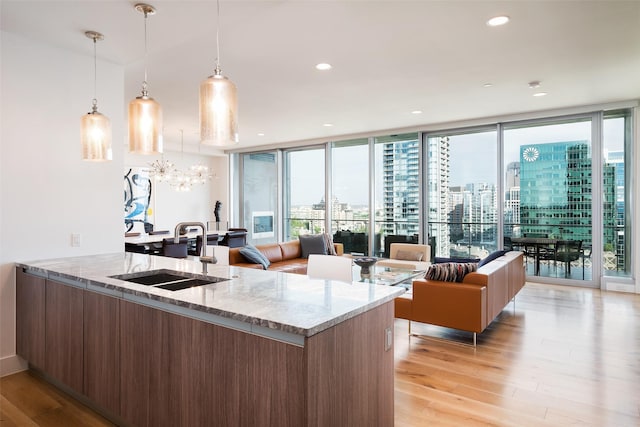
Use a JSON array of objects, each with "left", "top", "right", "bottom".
[
  {"left": 234, "top": 105, "right": 635, "bottom": 288},
  {"left": 426, "top": 128, "right": 497, "bottom": 259},
  {"left": 331, "top": 138, "right": 371, "bottom": 255},
  {"left": 283, "top": 147, "right": 326, "bottom": 241},
  {"left": 374, "top": 133, "right": 420, "bottom": 257},
  {"left": 503, "top": 116, "right": 594, "bottom": 282},
  {"left": 240, "top": 152, "right": 278, "bottom": 245},
  {"left": 603, "top": 109, "right": 633, "bottom": 278}
]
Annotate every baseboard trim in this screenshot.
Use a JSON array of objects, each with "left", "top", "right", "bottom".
[{"left": 0, "top": 354, "right": 28, "bottom": 377}]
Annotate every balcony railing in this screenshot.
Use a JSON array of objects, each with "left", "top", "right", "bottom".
[{"left": 284, "top": 217, "right": 630, "bottom": 279}]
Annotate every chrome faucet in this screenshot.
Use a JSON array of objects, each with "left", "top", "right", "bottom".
[{"left": 174, "top": 222, "right": 216, "bottom": 274}]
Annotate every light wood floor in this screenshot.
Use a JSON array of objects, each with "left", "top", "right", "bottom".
[
  {"left": 1, "top": 282, "right": 639, "bottom": 426},
  {"left": 394, "top": 282, "right": 640, "bottom": 427}
]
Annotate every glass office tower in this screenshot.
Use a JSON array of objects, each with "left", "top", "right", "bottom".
[{"left": 519, "top": 141, "right": 616, "bottom": 249}]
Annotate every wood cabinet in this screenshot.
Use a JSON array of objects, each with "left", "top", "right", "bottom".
[
  {"left": 17, "top": 267, "right": 395, "bottom": 427},
  {"left": 45, "top": 279, "right": 84, "bottom": 392},
  {"left": 119, "top": 300, "right": 172, "bottom": 427},
  {"left": 15, "top": 268, "right": 46, "bottom": 369},
  {"left": 120, "top": 301, "right": 306, "bottom": 427},
  {"left": 83, "top": 291, "right": 120, "bottom": 415}
]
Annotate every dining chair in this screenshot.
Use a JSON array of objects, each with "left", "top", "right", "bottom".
[
  {"left": 307, "top": 254, "right": 353, "bottom": 283},
  {"left": 192, "top": 233, "right": 219, "bottom": 256},
  {"left": 554, "top": 240, "right": 582, "bottom": 278},
  {"left": 162, "top": 237, "right": 189, "bottom": 258},
  {"left": 220, "top": 230, "right": 247, "bottom": 248}
]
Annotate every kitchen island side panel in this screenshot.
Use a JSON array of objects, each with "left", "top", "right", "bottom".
[{"left": 305, "top": 300, "right": 395, "bottom": 427}]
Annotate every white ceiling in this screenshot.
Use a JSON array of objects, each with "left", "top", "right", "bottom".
[{"left": 2, "top": 0, "right": 640, "bottom": 151}]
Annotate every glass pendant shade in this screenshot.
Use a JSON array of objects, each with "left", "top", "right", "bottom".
[
  {"left": 199, "top": 71, "right": 239, "bottom": 146},
  {"left": 128, "top": 94, "right": 163, "bottom": 154},
  {"left": 80, "top": 108, "right": 112, "bottom": 161}
]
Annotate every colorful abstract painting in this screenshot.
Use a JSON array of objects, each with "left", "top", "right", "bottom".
[{"left": 124, "top": 168, "right": 152, "bottom": 232}]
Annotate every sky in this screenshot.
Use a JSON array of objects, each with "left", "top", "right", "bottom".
[{"left": 289, "top": 117, "right": 627, "bottom": 206}]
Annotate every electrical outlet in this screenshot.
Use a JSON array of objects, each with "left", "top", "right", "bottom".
[
  {"left": 384, "top": 327, "right": 393, "bottom": 351},
  {"left": 71, "top": 233, "right": 82, "bottom": 247}
]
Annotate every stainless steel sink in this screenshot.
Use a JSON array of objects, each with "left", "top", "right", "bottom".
[{"left": 109, "top": 269, "right": 228, "bottom": 291}]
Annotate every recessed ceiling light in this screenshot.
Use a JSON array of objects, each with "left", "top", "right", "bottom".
[
  {"left": 316, "top": 63, "right": 332, "bottom": 71},
  {"left": 257, "top": 133, "right": 265, "bottom": 136},
  {"left": 411, "top": 110, "right": 423, "bottom": 115},
  {"left": 487, "top": 16, "right": 510, "bottom": 27},
  {"left": 533, "top": 92, "right": 547, "bottom": 97},
  {"left": 323, "top": 123, "right": 333, "bottom": 127},
  {"left": 528, "top": 80, "right": 541, "bottom": 89},
  {"left": 483, "top": 83, "right": 493, "bottom": 88}
]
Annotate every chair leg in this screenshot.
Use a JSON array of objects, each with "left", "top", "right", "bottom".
[{"left": 408, "top": 320, "right": 411, "bottom": 335}]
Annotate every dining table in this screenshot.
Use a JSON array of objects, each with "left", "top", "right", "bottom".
[
  {"left": 510, "top": 237, "right": 557, "bottom": 276},
  {"left": 124, "top": 230, "right": 226, "bottom": 254}
]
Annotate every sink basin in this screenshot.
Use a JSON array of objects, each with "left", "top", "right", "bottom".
[
  {"left": 109, "top": 269, "right": 229, "bottom": 291},
  {"left": 125, "top": 272, "right": 187, "bottom": 285}
]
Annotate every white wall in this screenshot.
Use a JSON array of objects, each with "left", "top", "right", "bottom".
[
  {"left": 0, "top": 32, "right": 124, "bottom": 375},
  {"left": 125, "top": 151, "right": 229, "bottom": 232}
]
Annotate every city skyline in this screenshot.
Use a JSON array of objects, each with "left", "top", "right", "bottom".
[{"left": 289, "top": 119, "right": 624, "bottom": 206}]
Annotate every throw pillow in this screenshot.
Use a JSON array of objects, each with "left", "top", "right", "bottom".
[
  {"left": 395, "top": 250, "right": 423, "bottom": 262},
  {"left": 478, "top": 250, "right": 508, "bottom": 267},
  {"left": 425, "top": 262, "right": 478, "bottom": 282},
  {"left": 299, "top": 234, "right": 328, "bottom": 258},
  {"left": 239, "top": 244, "right": 271, "bottom": 270},
  {"left": 323, "top": 233, "right": 337, "bottom": 256},
  {"left": 433, "top": 256, "right": 481, "bottom": 264}
]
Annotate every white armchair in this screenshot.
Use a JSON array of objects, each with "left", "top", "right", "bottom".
[{"left": 376, "top": 243, "right": 430, "bottom": 271}]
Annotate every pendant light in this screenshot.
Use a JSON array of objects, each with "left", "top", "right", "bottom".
[
  {"left": 80, "top": 31, "right": 112, "bottom": 161},
  {"left": 129, "top": 3, "right": 162, "bottom": 155},
  {"left": 199, "top": 0, "right": 238, "bottom": 146}
]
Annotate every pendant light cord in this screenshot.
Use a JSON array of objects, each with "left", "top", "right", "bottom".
[
  {"left": 142, "top": 10, "right": 149, "bottom": 95},
  {"left": 215, "top": 0, "right": 221, "bottom": 73},
  {"left": 92, "top": 36, "right": 98, "bottom": 110}
]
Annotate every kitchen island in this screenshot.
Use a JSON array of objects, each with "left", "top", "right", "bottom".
[{"left": 15, "top": 252, "right": 404, "bottom": 427}]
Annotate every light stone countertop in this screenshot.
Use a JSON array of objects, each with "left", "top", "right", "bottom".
[{"left": 16, "top": 253, "right": 405, "bottom": 345}]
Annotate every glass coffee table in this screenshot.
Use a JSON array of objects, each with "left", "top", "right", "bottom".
[{"left": 353, "top": 264, "right": 425, "bottom": 287}]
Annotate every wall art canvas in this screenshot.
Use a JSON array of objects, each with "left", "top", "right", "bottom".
[{"left": 124, "top": 168, "right": 152, "bottom": 232}]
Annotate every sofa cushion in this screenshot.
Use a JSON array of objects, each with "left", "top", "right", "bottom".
[
  {"left": 299, "top": 234, "right": 327, "bottom": 258},
  {"left": 396, "top": 250, "right": 423, "bottom": 262},
  {"left": 478, "top": 250, "right": 508, "bottom": 267},
  {"left": 280, "top": 240, "right": 302, "bottom": 260},
  {"left": 434, "top": 256, "right": 480, "bottom": 264},
  {"left": 239, "top": 244, "right": 271, "bottom": 270},
  {"left": 259, "top": 243, "right": 284, "bottom": 263},
  {"left": 425, "top": 262, "right": 478, "bottom": 282}
]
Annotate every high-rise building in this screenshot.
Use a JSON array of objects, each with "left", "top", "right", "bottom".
[
  {"left": 504, "top": 161, "right": 521, "bottom": 235},
  {"left": 382, "top": 139, "right": 420, "bottom": 236},
  {"left": 519, "top": 141, "right": 616, "bottom": 248},
  {"left": 448, "top": 183, "right": 497, "bottom": 252},
  {"left": 605, "top": 150, "right": 625, "bottom": 270},
  {"left": 427, "top": 136, "right": 451, "bottom": 257}
]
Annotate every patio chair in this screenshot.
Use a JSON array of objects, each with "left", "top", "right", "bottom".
[{"left": 554, "top": 240, "right": 583, "bottom": 278}]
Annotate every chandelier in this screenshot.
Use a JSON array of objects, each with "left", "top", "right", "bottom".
[
  {"left": 148, "top": 157, "right": 175, "bottom": 182},
  {"left": 150, "top": 130, "right": 212, "bottom": 191}
]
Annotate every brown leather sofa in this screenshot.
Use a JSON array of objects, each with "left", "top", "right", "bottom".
[
  {"left": 394, "top": 251, "right": 525, "bottom": 344},
  {"left": 228, "top": 240, "right": 344, "bottom": 274}
]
